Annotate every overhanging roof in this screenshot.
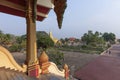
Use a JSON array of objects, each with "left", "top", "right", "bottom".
[{"left": 0, "top": 0, "right": 54, "bottom": 21}]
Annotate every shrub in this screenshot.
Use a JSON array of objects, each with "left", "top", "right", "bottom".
[
  {"left": 46, "top": 48, "right": 64, "bottom": 65},
  {"left": 9, "top": 44, "right": 22, "bottom": 52}
]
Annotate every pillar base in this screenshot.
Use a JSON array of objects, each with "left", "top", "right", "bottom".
[
  {"left": 28, "top": 64, "right": 40, "bottom": 78},
  {"left": 40, "top": 62, "right": 51, "bottom": 74}
]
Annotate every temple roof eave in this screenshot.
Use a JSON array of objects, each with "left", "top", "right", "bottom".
[
  {"left": 37, "top": 0, "right": 54, "bottom": 9},
  {"left": 0, "top": 0, "right": 54, "bottom": 21}
]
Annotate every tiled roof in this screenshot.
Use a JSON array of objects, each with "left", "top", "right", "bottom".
[
  {"left": 0, "top": 67, "right": 65, "bottom": 80},
  {"left": 0, "top": 67, "right": 32, "bottom": 80},
  {"left": 75, "top": 56, "right": 120, "bottom": 80}
]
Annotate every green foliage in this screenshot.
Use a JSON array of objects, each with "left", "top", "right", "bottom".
[
  {"left": 0, "top": 32, "right": 13, "bottom": 48},
  {"left": 60, "top": 38, "right": 65, "bottom": 44},
  {"left": 80, "top": 30, "right": 111, "bottom": 54},
  {"left": 81, "top": 30, "right": 105, "bottom": 46},
  {"left": 81, "top": 45, "right": 87, "bottom": 49},
  {"left": 16, "top": 36, "right": 26, "bottom": 47},
  {"left": 59, "top": 30, "right": 111, "bottom": 54},
  {"left": 102, "top": 32, "right": 116, "bottom": 44},
  {"left": 59, "top": 45, "right": 81, "bottom": 52},
  {"left": 59, "top": 45, "right": 104, "bottom": 54},
  {"left": 37, "top": 31, "right": 54, "bottom": 49},
  {"left": 8, "top": 31, "right": 54, "bottom": 52},
  {"left": 9, "top": 44, "right": 22, "bottom": 52},
  {"left": 0, "top": 29, "right": 116, "bottom": 56},
  {"left": 8, "top": 35, "right": 27, "bottom": 52},
  {"left": 65, "top": 38, "right": 69, "bottom": 42},
  {"left": 16, "top": 35, "right": 26, "bottom": 44},
  {"left": 46, "top": 48, "right": 64, "bottom": 65}
]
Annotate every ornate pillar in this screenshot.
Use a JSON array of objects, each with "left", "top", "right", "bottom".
[
  {"left": 26, "top": 0, "right": 39, "bottom": 78},
  {"left": 64, "top": 64, "right": 69, "bottom": 80}
]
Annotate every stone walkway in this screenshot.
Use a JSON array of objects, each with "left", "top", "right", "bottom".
[{"left": 75, "top": 44, "right": 120, "bottom": 80}]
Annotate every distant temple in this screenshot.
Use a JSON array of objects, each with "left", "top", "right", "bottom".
[{"left": 49, "top": 31, "right": 61, "bottom": 45}]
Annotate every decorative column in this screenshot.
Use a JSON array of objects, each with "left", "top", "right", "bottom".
[
  {"left": 26, "top": 0, "right": 39, "bottom": 78},
  {"left": 64, "top": 64, "right": 69, "bottom": 80}
]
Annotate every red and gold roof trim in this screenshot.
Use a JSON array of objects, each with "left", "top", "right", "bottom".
[{"left": 0, "top": 0, "right": 54, "bottom": 21}]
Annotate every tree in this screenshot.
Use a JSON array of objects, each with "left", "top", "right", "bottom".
[
  {"left": 81, "top": 30, "right": 105, "bottom": 46},
  {"left": 9, "top": 31, "right": 54, "bottom": 52},
  {"left": 65, "top": 38, "right": 69, "bottom": 42},
  {"left": 0, "top": 32, "right": 13, "bottom": 47},
  {"left": 102, "top": 32, "right": 116, "bottom": 44},
  {"left": 3, "top": 34, "right": 12, "bottom": 45},
  {"left": 60, "top": 38, "right": 65, "bottom": 45},
  {"left": 36, "top": 31, "right": 54, "bottom": 49},
  {"left": 109, "top": 33, "right": 116, "bottom": 41},
  {"left": 81, "top": 30, "right": 94, "bottom": 45}
]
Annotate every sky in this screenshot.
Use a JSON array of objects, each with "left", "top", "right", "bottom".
[{"left": 0, "top": 0, "right": 120, "bottom": 39}]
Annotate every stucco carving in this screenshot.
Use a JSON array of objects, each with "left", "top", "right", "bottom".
[{"left": 0, "top": 46, "right": 27, "bottom": 72}]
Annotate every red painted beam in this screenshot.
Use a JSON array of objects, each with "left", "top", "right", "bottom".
[
  {"left": 0, "top": 5, "right": 25, "bottom": 17},
  {"left": 37, "top": 5, "right": 51, "bottom": 14},
  {"left": 6, "top": 0, "right": 26, "bottom": 6},
  {"left": 0, "top": 0, "right": 52, "bottom": 21}
]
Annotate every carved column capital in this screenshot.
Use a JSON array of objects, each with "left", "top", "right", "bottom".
[{"left": 25, "top": 0, "right": 33, "bottom": 22}]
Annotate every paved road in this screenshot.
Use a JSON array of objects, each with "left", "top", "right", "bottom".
[{"left": 102, "top": 44, "right": 120, "bottom": 57}]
